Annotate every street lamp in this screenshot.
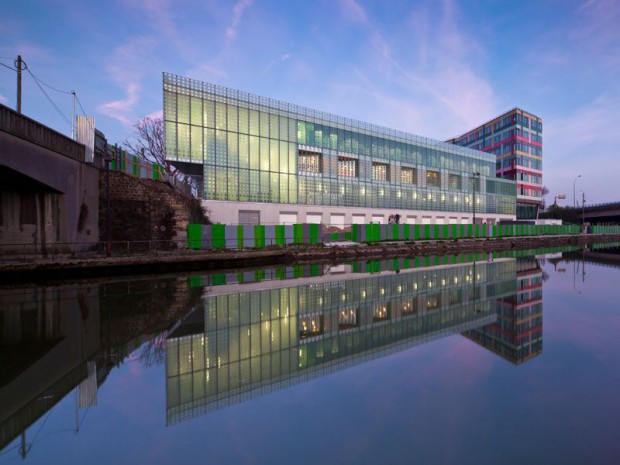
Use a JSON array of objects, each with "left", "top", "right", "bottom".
[
  {"left": 472, "top": 172, "right": 481, "bottom": 225},
  {"left": 573, "top": 174, "right": 581, "bottom": 207},
  {"left": 581, "top": 190, "right": 586, "bottom": 231},
  {"left": 554, "top": 193, "right": 566, "bottom": 206}
]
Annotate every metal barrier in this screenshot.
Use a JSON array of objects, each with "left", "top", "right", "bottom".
[{"left": 186, "top": 223, "right": 583, "bottom": 249}]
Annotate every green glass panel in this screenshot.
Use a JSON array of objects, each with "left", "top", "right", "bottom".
[
  {"left": 177, "top": 94, "right": 189, "bottom": 124},
  {"left": 191, "top": 126, "right": 203, "bottom": 161},
  {"left": 190, "top": 97, "right": 202, "bottom": 126},
  {"left": 227, "top": 105, "right": 238, "bottom": 133}
]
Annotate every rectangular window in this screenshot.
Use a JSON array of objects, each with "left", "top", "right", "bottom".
[
  {"left": 300, "top": 315, "right": 323, "bottom": 338},
  {"left": 298, "top": 150, "right": 322, "bottom": 174},
  {"left": 372, "top": 162, "right": 389, "bottom": 181},
  {"left": 338, "top": 156, "right": 357, "bottom": 178},
  {"left": 448, "top": 174, "right": 461, "bottom": 190},
  {"left": 339, "top": 308, "right": 359, "bottom": 330},
  {"left": 426, "top": 170, "right": 440, "bottom": 188},
  {"left": 401, "top": 167, "right": 417, "bottom": 184}
]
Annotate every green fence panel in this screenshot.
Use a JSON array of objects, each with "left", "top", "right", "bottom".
[
  {"left": 211, "top": 224, "right": 225, "bottom": 249},
  {"left": 392, "top": 224, "right": 400, "bottom": 240},
  {"left": 254, "top": 225, "right": 265, "bottom": 248},
  {"left": 293, "top": 224, "right": 304, "bottom": 244},
  {"left": 274, "top": 225, "right": 285, "bottom": 246},
  {"left": 309, "top": 223, "right": 320, "bottom": 243},
  {"left": 187, "top": 224, "right": 203, "bottom": 249},
  {"left": 403, "top": 224, "right": 411, "bottom": 240},
  {"left": 373, "top": 223, "right": 381, "bottom": 242}
]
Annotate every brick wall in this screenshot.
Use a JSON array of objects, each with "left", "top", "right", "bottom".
[{"left": 99, "top": 171, "right": 207, "bottom": 249}]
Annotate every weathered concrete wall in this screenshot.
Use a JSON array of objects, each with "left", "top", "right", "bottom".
[{"left": 0, "top": 115, "right": 99, "bottom": 254}]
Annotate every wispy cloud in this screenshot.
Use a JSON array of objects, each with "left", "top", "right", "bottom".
[
  {"left": 97, "top": 36, "right": 156, "bottom": 126},
  {"left": 145, "top": 109, "right": 163, "bottom": 121},
  {"left": 226, "top": 0, "right": 254, "bottom": 40},
  {"left": 0, "top": 94, "right": 7, "bottom": 104},
  {"left": 122, "top": 0, "right": 176, "bottom": 38},
  {"left": 334, "top": 0, "right": 497, "bottom": 138},
  {"left": 544, "top": 90, "right": 620, "bottom": 202}
]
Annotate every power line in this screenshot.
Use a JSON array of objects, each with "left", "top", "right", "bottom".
[
  {"left": 74, "top": 92, "right": 96, "bottom": 133},
  {"left": 26, "top": 66, "right": 72, "bottom": 95},
  {"left": 26, "top": 66, "right": 72, "bottom": 127},
  {"left": 0, "top": 61, "right": 15, "bottom": 71}
]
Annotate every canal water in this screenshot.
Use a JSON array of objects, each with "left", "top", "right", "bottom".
[{"left": 1, "top": 245, "right": 619, "bottom": 465}]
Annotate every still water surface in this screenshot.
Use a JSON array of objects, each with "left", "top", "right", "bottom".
[{"left": 1, "top": 247, "right": 619, "bottom": 465}]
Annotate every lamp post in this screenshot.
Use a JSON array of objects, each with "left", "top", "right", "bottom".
[
  {"left": 554, "top": 193, "right": 566, "bottom": 206},
  {"left": 581, "top": 190, "right": 586, "bottom": 232},
  {"left": 472, "top": 172, "right": 480, "bottom": 225},
  {"left": 573, "top": 174, "right": 581, "bottom": 207}
]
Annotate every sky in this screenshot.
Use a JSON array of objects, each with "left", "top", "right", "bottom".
[{"left": 1, "top": 0, "right": 619, "bottom": 205}]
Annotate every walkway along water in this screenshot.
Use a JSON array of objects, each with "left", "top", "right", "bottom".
[{"left": 1, "top": 233, "right": 620, "bottom": 282}]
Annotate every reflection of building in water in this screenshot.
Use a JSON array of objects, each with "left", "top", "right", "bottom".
[
  {"left": 0, "top": 285, "right": 101, "bottom": 452},
  {"left": 166, "top": 259, "right": 518, "bottom": 425},
  {"left": 0, "top": 277, "right": 201, "bottom": 456},
  {"left": 463, "top": 257, "right": 543, "bottom": 364}
]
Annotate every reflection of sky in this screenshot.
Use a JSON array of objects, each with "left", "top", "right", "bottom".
[{"left": 4, "top": 261, "right": 620, "bottom": 465}]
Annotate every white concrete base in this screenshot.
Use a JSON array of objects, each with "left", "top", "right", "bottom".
[{"left": 202, "top": 200, "right": 515, "bottom": 226}]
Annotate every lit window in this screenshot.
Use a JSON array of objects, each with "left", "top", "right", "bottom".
[
  {"left": 427, "top": 170, "right": 440, "bottom": 188},
  {"left": 299, "top": 150, "right": 322, "bottom": 174},
  {"left": 401, "top": 167, "right": 417, "bottom": 184},
  {"left": 338, "top": 156, "right": 357, "bottom": 178},
  {"left": 372, "top": 162, "right": 389, "bottom": 181}
]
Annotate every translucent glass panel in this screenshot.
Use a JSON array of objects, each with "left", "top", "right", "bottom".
[
  {"left": 427, "top": 170, "right": 441, "bottom": 189},
  {"left": 298, "top": 151, "right": 322, "bottom": 174},
  {"left": 401, "top": 167, "right": 416, "bottom": 185},
  {"left": 338, "top": 157, "right": 357, "bottom": 178},
  {"left": 372, "top": 162, "right": 389, "bottom": 182}
]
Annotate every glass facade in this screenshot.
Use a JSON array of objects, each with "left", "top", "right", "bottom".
[
  {"left": 447, "top": 108, "right": 542, "bottom": 219},
  {"left": 164, "top": 73, "right": 516, "bottom": 216}
]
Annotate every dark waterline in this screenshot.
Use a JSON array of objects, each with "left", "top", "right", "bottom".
[{"left": 1, "top": 246, "right": 619, "bottom": 464}]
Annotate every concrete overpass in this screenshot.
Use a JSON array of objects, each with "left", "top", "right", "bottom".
[
  {"left": 581, "top": 201, "right": 620, "bottom": 224},
  {"left": 0, "top": 104, "right": 99, "bottom": 255}
]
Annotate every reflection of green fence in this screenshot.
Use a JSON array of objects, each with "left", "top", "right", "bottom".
[
  {"left": 187, "top": 223, "right": 583, "bottom": 249},
  {"left": 591, "top": 241, "right": 620, "bottom": 250},
  {"left": 592, "top": 225, "right": 620, "bottom": 234},
  {"left": 187, "top": 245, "right": 582, "bottom": 286}
]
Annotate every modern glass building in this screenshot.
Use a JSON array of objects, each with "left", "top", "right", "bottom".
[
  {"left": 447, "top": 108, "right": 543, "bottom": 220},
  {"left": 164, "top": 73, "right": 517, "bottom": 226}
]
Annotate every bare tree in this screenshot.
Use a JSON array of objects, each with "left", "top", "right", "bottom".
[{"left": 124, "top": 117, "right": 198, "bottom": 195}]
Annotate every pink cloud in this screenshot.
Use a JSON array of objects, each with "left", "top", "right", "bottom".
[
  {"left": 98, "top": 82, "right": 140, "bottom": 126},
  {"left": 329, "top": 1, "right": 497, "bottom": 139},
  {"left": 97, "top": 36, "right": 156, "bottom": 126},
  {"left": 225, "top": 0, "right": 254, "bottom": 40},
  {"left": 340, "top": 0, "right": 369, "bottom": 24}
]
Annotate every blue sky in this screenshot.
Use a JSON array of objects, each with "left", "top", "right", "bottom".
[{"left": 1, "top": 0, "right": 618, "bottom": 204}]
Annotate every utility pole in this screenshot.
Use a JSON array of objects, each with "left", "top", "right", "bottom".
[
  {"left": 71, "top": 91, "right": 76, "bottom": 140},
  {"left": 16, "top": 55, "right": 23, "bottom": 113}
]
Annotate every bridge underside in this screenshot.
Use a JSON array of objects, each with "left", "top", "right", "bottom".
[{"left": 1, "top": 105, "right": 100, "bottom": 256}]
